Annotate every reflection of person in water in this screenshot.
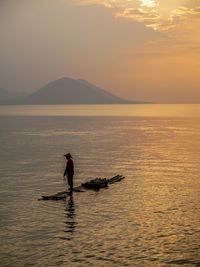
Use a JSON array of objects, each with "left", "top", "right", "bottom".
[{"left": 65, "top": 195, "right": 76, "bottom": 236}]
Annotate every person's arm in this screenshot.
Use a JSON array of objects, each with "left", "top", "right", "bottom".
[{"left": 63, "top": 165, "right": 67, "bottom": 178}]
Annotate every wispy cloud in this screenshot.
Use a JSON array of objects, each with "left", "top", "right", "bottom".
[{"left": 75, "top": 0, "right": 200, "bottom": 31}]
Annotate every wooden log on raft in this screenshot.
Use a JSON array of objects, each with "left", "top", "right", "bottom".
[
  {"left": 107, "top": 175, "right": 125, "bottom": 184},
  {"left": 81, "top": 178, "right": 108, "bottom": 190},
  {"left": 39, "top": 175, "right": 125, "bottom": 200}
]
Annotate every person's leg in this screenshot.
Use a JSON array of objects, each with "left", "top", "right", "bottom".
[
  {"left": 67, "top": 176, "right": 71, "bottom": 190},
  {"left": 70, "top": 175, "right": 73, "bottom": 190},
  {"left": 67, "top": 174, "right": 73, "bottom": 192}
]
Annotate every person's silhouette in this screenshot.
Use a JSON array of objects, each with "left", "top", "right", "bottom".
[{"left": 63, "top": 153, "right": 74, "bottom": 193}]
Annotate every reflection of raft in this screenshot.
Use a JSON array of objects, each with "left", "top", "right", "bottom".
[{"left": 39, "top": 175, "right": 125, "bottom": 200}]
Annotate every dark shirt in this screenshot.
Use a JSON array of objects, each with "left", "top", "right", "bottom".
[{"left": 64, "top": 158, "right": 74, "bottom": 176}]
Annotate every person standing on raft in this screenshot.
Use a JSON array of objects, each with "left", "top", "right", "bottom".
[{"left": 64, "top": 153, "right": 74, "bottom": 193}]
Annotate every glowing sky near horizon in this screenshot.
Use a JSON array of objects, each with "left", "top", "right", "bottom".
[{"left": 0, "top": 0, "right": 200, "bottom": 103}]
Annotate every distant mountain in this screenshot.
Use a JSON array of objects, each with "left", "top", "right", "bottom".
[
  {"left": 20, "top": 78, "right": 141, "bottom": 104},
  {"left": 0, "top": 88, "right": 28, "bottom": 104},
  {"left": 0, "top": 78, "right": 145, "bottom": 105}
]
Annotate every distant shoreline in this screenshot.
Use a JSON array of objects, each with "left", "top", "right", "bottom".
[
  {"left": 0, "top": 102, "right": 148, "bottom": 105},
  {"left": 0, "top": 104, "right": 199, "bottom": 118}
]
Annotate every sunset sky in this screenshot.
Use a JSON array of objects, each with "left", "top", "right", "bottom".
[{"left": 1, "top": 0, "right": 200, "bottom": 103}]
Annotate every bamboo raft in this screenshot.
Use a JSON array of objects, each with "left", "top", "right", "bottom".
[{"left": 39, "top": 175, "right": 125, "bottom": 200}]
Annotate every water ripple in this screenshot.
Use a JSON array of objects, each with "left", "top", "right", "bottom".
[{"left": 0, "top": 115, "right": 200, "bottom": 266}]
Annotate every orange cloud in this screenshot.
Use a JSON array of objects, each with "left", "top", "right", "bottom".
[{"left": 75, "top": 0, "right": 200, "bottom": 31}]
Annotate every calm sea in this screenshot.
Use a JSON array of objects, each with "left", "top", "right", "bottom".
[{"left": 0, "top": 104, "right": 200, "bottom": 267}]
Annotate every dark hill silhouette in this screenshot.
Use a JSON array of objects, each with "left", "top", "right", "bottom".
[{"left": 21, "top": 77, "right": 141, "bottom": 104}]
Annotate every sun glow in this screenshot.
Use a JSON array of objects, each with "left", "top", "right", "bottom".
[
  {"left": 78, "top": 0, "right": 200, "bottom": 31},
  {"left": 140, "top": 0, "right": 156, "bottom": 7}
]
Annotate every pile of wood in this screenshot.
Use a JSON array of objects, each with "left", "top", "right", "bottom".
[
  {"left": 39, "top": 175, "right": 125, "bottom": 200},
  {"left": 82, "top": 178, "right": 108, "bottom": 189}
]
